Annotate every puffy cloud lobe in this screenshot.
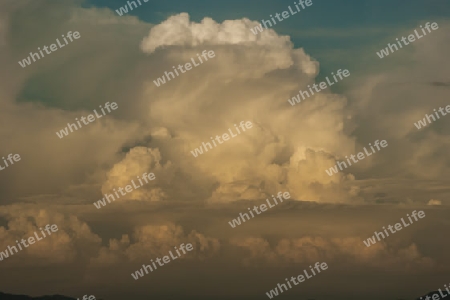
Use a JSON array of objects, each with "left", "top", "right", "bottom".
[
  {"left": 287, "top": 148, "right": 360, "bottom": 203},
  {"left": 230, "top": 236, "right": 434, "bottom": 272},
  {"left": 141, "top": 13, "right": 288, "bottom": 51},
  {"left": 92, "top": 223, "right": 220, "bottom": 264},
  {"left": 0, "top": 207, "right": 101, "bottom": 264},
  {"left": 140, "top": 13, "right": 318, "bottom": 77},
  {"left": 101, "top": 147, "right": 174, "bottom": 202}
]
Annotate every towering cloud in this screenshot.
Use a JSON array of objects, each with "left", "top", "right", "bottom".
[{"left": 137, "top": 13, "right": 360, "bottom": 203}]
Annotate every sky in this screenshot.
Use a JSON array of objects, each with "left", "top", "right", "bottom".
[{"left": 0, "top": 0, "right": 450, "bottom": 299}]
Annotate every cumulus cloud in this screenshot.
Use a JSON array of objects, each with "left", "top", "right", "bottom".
[
  {"left": 0, "top": 0, "right": 448, "bottom": 209},
  {"left": 0, "top": 0, "right": 368, "bottom": 205},
  {"left": 101, "top": 147, "right": 174, "bottom": 202},
  {"left": 92, "top": 222, "right": 220, "bottom": 265},
  {"left": 136, "top": 12, "right": 362, "bottom": 204},
  {"left": 230, "top": 236, "right": 434, "bottom": 272},
  {"left": 0, "top": 205, "right": 220, "bottom": 267},
  {"left": 0, "top": 206, "right": 101, "bottom": 265}
]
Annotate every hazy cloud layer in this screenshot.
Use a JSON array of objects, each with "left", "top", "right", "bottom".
[{"left": 0, "top": 202, "right": 448, "bottom": 299}]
